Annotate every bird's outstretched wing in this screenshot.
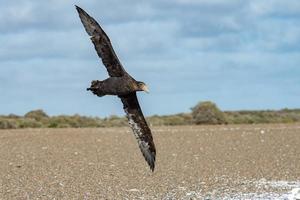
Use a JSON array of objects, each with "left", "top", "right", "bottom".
[
  {"left": 119, "top": 93, "right": 156, "bottom": 171},
  {"left": 76, "top": 6, "right": 126, "bottom": 77}
]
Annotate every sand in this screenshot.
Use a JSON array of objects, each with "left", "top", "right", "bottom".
[{"left": 0, "top": 124, "right": 300, "bottom": 199}]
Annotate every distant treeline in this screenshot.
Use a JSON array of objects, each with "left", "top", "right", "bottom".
[{"left": 1, "top": 102, "right": 300, "bottom": 129}]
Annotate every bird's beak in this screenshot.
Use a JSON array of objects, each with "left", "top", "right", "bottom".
[{"left": 142, "top": 85, "right": 150, "bottom": 93}]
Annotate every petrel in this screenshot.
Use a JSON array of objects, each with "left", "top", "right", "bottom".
[{"left": 76, "top": 6, "right": 156, "bottom": 171}]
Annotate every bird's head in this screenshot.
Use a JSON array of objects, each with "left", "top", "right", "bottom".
[{"left": 137, "top": 82, "right": 149, "bottom": 93}]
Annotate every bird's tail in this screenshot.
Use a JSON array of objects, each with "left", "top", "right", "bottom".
[{"left": 87, "top": 80, "right": 105, "bottom": 97}]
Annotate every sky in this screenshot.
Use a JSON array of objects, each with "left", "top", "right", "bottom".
[{"left": 0, "top": 0, "right": 300, "bottom": 117}]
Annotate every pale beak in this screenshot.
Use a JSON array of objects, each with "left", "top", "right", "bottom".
[{"left": 142, "top": 85, "right": 150, "bottom": 93}]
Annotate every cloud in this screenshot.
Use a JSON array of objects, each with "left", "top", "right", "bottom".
[{"left": 0, "top": 0, "right": 300, "bottom": 116}]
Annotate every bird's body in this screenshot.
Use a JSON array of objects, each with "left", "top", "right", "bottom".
[
  {"left": 88, "top": 76, "right": 148, "bottom": 97},
  {"left": 76, "top": 5, "right": 156, "bottom": 171}
]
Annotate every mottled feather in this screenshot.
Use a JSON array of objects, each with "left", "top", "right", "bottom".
[
  {"left": 119, "top": 93, "right": 156, "bottom": 171},
  {"left": 76, "top": 6, "right": 126, "bottom": 77}
]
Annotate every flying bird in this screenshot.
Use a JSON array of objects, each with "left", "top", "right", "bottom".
[{"left": 76, "top": 6, "right": 156, "bottom": 171}]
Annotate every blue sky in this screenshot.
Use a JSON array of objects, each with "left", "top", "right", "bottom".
[{"left": 0, "top": 0, "right": 300, "bottom": 117}]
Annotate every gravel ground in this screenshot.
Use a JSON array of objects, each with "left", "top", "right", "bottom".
[{"left": 0, "top": 124, "right": 300, "bottom": 199}]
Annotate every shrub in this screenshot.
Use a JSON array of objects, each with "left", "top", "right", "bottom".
[
  {"left": 147, "top": 113, "right": 192, "bottom": 126},
  {"left": 24, "top": 109, "right": 49, "bottom": 121},
  {"left": 7, "top": 114, "right": 21, "bottom": 119},
  {"left": 0, "top": 119, "right": 17, "bottom": 129},
  {"left": 103, "top": 115, "right": 127, "bottom": 127},
  {"left": 16, "top": 118, "right": 43, "bottom": 128},
  {"left": 46, "top": 115, "right": 104, "bottom": 128},
  {"left": 191, "top": 101, "right": 227, "bottom": 125}
]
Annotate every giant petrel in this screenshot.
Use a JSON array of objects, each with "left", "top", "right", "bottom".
[{"left": 76, "top": 6, "right": 156, "bottom": 171}]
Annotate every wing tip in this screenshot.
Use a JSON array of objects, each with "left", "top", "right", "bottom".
[
  {"left": 75, "top": 5, "right": 100, "bottom": 37},
  {"left": 75, "top": 5, "right": 83, "bottom": 13},
  {"left": 142, "top": 148, "right": 156, "bottom": 172},
  {"left": 149, "top": 160, "right": 155, "bottom": 172},
  {"left": 75, "top": 5, "right": 86, "bottom": 20},
  {"left": 146, "top": 153, "right": 155, "bottom": 172}
]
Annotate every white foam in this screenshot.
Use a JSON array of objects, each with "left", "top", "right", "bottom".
[
  {"left": 288, "top": 188, "right": 300, "bottom": 200},
  {"left": 161, "top": 179, "right": 300, "bottom": 200}
]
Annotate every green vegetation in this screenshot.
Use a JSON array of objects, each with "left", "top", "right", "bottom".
[
  {"left": 191, "top": 101, "right": 227, "bottom": 125},
  {"left": 147, "top": 113, "right": 192, "bottom": 126},
  {"left": 24, "top": 109, "right": 49, "bottom": 121},
  {"left": 1, "top": 104, "right": 300, "bottom": 129},
  {"left": 224, "top": 109, "right": 300, "bottom": 124}
]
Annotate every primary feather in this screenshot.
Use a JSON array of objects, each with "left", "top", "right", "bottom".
[{"left": 76, "top": 5, "right": 126, "bottom": 77}]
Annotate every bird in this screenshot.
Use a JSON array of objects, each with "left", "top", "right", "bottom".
[{"left": 75, "top": 5, "right": 156, "bottom": 171}]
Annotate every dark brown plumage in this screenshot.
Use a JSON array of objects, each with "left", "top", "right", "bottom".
[
  {"left": 87, "top": 78, "right": 148, "bottom": 97},
  {"left": 76, "top": 5, "right": 156, "bottom": 171}
]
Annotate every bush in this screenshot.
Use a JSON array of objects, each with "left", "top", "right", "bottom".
[
  {"left": 1, "top": 106, "right": 300, "bottom": 129},
  {"left": 191, "top": 101, "right": 227, "bottom": 125},
  {"left": 0, "top": 119, "right": 17, "bottom": 129},
  {"left": 103, "top": 115, "right": 127, "bottom": 127},
  {"left": 24, "top": 109, "right": 49, "bottom": 121},
  {"left": 225, "top": 109, "right": 300, "bottom": 124},
  {"left": 16, "top": 118, "right": 43, "bottom": 128},
  {"left": 7, "top": 114, "right": 21, "bottom": 119},
  {"left": 147, "top": 113, "right": 192, "bottom": 126},
  {"left": 46, "top": 115, "right": 104, "bottom": 128}
]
